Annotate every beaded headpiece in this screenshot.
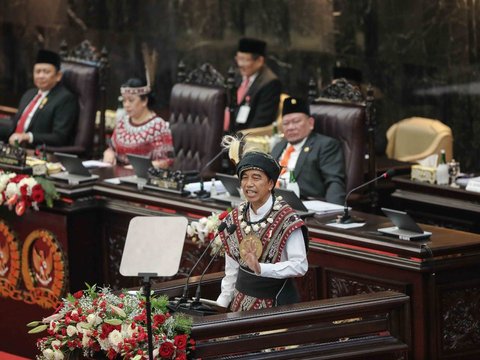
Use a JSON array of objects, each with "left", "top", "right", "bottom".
[{"left": 120, "top": 85, "right": 151, "bottom": 96}]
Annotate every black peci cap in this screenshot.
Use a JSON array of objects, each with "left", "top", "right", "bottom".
[
  {"left": 282, "top": 97, "right": 310, "bottom": 117},
  {"left": 238, "top": 38, "right": 267, "bottom": 56},
  {"left": 35, "top": 49, "right": 61, "bottom": 70}
]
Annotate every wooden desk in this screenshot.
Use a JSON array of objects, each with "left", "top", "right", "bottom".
[
  {"left": 1, "top": 167, "right": 480, "bottom": 359},
  {"left": 390, "top": 175, "right": 480, "bottom": 232}
]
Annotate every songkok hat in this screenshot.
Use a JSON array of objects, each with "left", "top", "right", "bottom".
[
  {"left": 282, "top": 97, "right": 310, "bottom": 117},
  {"left": 35, "top": 49, "right": 61, "bottom": 70},
  {"left": 333, "top": 66, "right": 363, "bottom": 84},
  {"left": 236, "top": 151, "right": 281, "bottom": 183},
  {"left": 238, "top": 38, "right": 267, "bottom": 56}
]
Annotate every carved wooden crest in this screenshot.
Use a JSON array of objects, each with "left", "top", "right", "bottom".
[{"left": 184, "top": 63, "right": 225, "bottom": 87}]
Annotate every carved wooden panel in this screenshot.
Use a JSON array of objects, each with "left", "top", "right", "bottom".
[
  {"left": 439, "top": 283, "right": 480, "bottom": 354},
  {"left": 325, "top": 268, "right": 407, "bottom": 298}
]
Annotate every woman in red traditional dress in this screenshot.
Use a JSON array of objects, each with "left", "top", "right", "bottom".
[{"left": 103, "top": 78, "right": 174, "bottom": 168}]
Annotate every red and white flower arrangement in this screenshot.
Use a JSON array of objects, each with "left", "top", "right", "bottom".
[
  {"left": 27, "top": 285, "right": 194, "bottom": 360},
  {"left": 0, "top": 171, "right": 58, "bottom": 216},
  {"left": 186, "top": 210, "right": 230, "bottom": 256}
]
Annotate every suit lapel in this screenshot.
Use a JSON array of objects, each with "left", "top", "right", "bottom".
[{"left": 294, "top": 134, "right": 315, "bottom": 179}]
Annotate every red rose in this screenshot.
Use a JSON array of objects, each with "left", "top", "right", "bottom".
[
  {"left": 153, "top": 314, "right": 166, "bottom": 326},
  {"left": 175, "top": 354, "right": 187, "bottom": 360},
  {"left": 10, "top": 174, "right": 28, "bottom": 183},
  {"left": 174, "top": 334, "right": 187, "bottom": 350},
  {"left": 31, "top": 184, "right": 45, "bottom": 203},
  {"left": 73, "top": 290, "right": 83, "bottom": 299},
  {"left": 19, "top": 184, "right": 28, "bottom": 197},
  {"left": 159, "top": 341, "right": 175, "bottom": 358}
]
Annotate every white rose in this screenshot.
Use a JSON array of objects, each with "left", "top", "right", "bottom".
[
  {"left": 66, "top": 325, "right": 78, "bottom": 337},
  {"left": 186, "top": 224, "right": 195, "bottom": 237},
  {"left": 53, "top": 350, "right": 64, "bottom": 360},
  {"left": 82, "top": 334, "right": 91, "bottom": 347},
  {"left": 51, "top": 340, "right": 61, "bottom": 348},
  {"left": 108, "top": 329, "right": 123, "bottom": 350},
  {"left": 42, "top": 349, "right": 54, "bottom": 360},
  {"left": 5, "top": 182, "right": 19, "bottom": 198},
  {"left": 86, "top": 313, "right": 102, "bottom": 326}
]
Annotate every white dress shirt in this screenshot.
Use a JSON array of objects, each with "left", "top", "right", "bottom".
[
  {"left": 216, "top": 195, "right": 308, "bottom": 308},
  {"left": 277, "top": 137, "right": 307, "bottom": 187}
]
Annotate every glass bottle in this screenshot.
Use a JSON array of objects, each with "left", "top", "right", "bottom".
[{"left": 436, "top": 149, "right": 449, "bottom": 185}]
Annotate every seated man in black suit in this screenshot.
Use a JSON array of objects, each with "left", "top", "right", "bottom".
[
  {"left": 0, "top": 49, "right": 78, "bottom": 147},
  {"left": 230, "top": 37, "right": 281, "bottom": 132},
  {"left": 271, "top": 97, "right": 346, "bottom": 205}
]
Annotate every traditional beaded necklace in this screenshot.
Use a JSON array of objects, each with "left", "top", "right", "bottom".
[{"left": 238, "top": 195, "right": 283, "bottom": 234}]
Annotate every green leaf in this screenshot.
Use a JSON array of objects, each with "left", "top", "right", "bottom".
[
  {"left": 26, "top": 321, "right": 41, "bottom": 327},
  {"left": 28, "top": 324, "right": 48, "bottom": 334},
  {"left": 104, "top": 318, "right": 123, "bottom": 326}
]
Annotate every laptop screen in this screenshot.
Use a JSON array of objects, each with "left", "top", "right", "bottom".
[
  {"left": 216, "top": 173, "right": 241, "bottom": 196},
  {"left": 381, "top": 208, "right": 424, "bottom": 233},
  {"left": 127, "top": 154, "right": 151, "bottom": 179},
  {"left": 54, "top": 152, "right": 91, "bottom": 176}
]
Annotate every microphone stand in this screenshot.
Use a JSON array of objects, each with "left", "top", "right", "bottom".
[
  {"left": 196, "top": 148, "right": 227, "bottom": 198},
  {"left": 190, "top": 224, "right": 237, "bottom": 314},
  {"left": 339, "top": 170, "right": 395, "bottom": 224},
  {"left": 173, "top": 222, "right": 227, "bottom": 310}
]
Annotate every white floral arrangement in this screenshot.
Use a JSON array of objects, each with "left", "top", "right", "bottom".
[
  {"left": 186, "top": 210, "right": 230, "bottom": 257},
  {"left": 0, "top": 171, "right": 58, "bottom": 215}
]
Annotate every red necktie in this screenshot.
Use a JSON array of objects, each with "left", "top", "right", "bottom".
[
  {"left": 237, "top": 77, "right": 249, "bottom": 105},
  {"left": 279, "top": 145, "right": 295, "bottom": 176},
  {"left": 15, "top": 92, "right": 42, "bottom": 133}
]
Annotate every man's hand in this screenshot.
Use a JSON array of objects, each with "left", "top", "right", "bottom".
[
  {"left": 9, "top": 133, "right": 30, "bottom": 145},
  {"left": 243, "top": 238, "right": 261, "bottom": 275}
]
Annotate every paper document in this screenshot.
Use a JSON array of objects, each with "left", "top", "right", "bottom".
[
  {"left": 327, "top": 222, "right": 366, "bottom": 229},
  {"left": 82, "top": 160, "right": 112, "bottom": 168},
  {"left": 184, "top": 180, "right": 226, "bottom": 194},
  {"left": 303, "top": 200, "right": 345, "bottom": 214}
]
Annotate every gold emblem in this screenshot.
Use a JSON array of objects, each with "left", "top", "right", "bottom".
[
  {"left": 304, "top": 146, "right": 310, "bottom": 152},
  {"left": 239, "top": 233, "right": 263, "bottom": 261},
  {"left": 291, "top": 99, "right": 297, "bottom": 105},
  {"left": 39, "top": 97, "right": 48, "bottom": 109}
]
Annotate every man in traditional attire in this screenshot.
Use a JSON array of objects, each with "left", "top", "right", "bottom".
[
  {"left": 0, "top": 49, "right": 78, "bottom": 147},
  {"left": 216, "top": 148, "right": 308, "bottom": 311},
  {"left": 229, "top": 37, "right": 281, "bottom": 132},
  {"left": 271, "top": 97, "right": 346, "bottom": 205}
]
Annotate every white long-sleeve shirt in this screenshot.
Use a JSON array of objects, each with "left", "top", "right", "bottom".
[{"left": 216, "top": 195, "right": 308, "bottom": 308}]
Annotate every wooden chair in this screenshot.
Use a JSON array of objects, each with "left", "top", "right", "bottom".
[
  {"left": 45, "top": 40, "right": 108, "bottom": 158},
  {"left": 169, "top": 63, "right": 226, "bottom": 177}
]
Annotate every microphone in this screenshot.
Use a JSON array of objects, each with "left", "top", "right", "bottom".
[
  {"left": 338, "top": 169, "right": 396, "bottom": 224},
  {"left": 190, "top": 224, "right": 237, "bottom": 312},
  {"left": 175, "top": 221, "right": 228, "bottom": 308},
  {"left": 195, "top": 148, "right": 228, "bottom": 198}
]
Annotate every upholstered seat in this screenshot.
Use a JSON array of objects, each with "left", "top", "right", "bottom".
[
  {"left": 169, "top": 83, "right": 226, "bottom": 176},
  {"left": 45, "top": 41, "right": 107, "bottom": 158},
  {"left": 310, "top": 100, "right": 366, "bottom": 193},
  {"left": 386, "top": 117, "right": 453, "bottom": 163}
]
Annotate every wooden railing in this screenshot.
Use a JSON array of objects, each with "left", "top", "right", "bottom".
[{"left": 152, "top": 273, "right": 411, "bottom": 360}]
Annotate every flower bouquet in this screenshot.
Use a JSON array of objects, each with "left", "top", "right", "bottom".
[
  {"left": 186, "top": 210, "right": 229, "bottom": 257},
  {"left": 27, "top": 284, "right": 194, "bottom": 360},
  {"left": 0, "top": 171, "right": 58, "bottom": 215}
]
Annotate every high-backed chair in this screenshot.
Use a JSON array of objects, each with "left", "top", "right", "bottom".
[
  {"left": 310, "top": 100, "right": 367, "bottom": 193},
  {"left": 45, "top": 40, "right": 108, "bottom": 158},
  {"left": 385, "top": 117, "right": 453, "bottom": 163},
  {"left": 169, "top": 64, "right": 226, "bottom": 177}
]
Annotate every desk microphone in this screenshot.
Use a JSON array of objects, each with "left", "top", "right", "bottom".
[
  {"left": 190, "top": 224, "right": 237, "bottom": 311},
  {"left": 196, "top": 148, "right": 228, "bottom": 198},
  {"left": 175, "top": 221, "right": 228, "bottom": 308},
  {"left": 339, "top": 169, "right": 396, "bottom": 224}
]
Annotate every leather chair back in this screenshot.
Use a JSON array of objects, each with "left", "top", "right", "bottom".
[
  {"left": 386, "top": 117, "right": 453, "bottom": 162},
  {"left": 310, "top": 100, "right": 366, "bottom": 193},
  {"left": 169, "top": 83, "right": 226, "bottom": 176}
]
